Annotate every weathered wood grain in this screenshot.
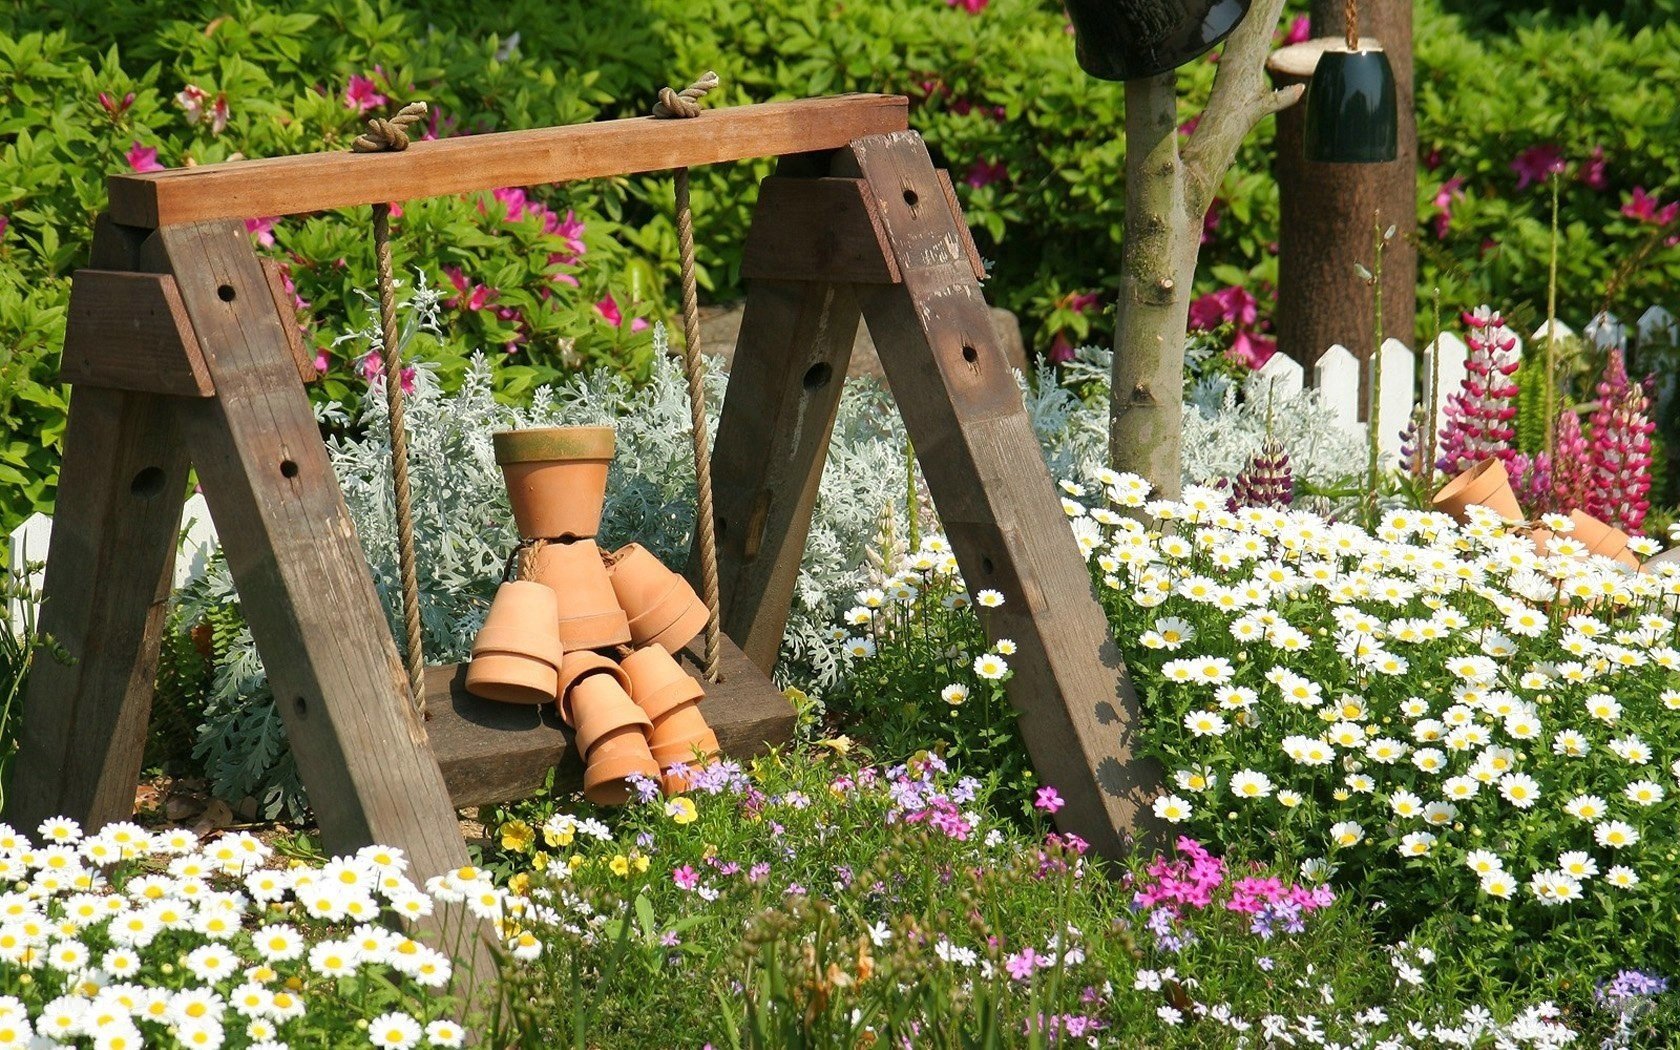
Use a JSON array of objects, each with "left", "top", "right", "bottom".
[
  {"left": 741, "top": 177, "right": 899, "bottom": 285},
  {"left": 841, "top": 131, "right": 1153, "bottom": 859},
  {"left": 7, "top": 218, "right": 193, "bottom": 832},
  {"left": 259, "top": 259, "right": 318, "bottom": 385},
  {"left": 154, "top": 220, "right": 473, "bottom": 883},
  {"left": 58, "top": 270, "right": 212, "bottom": 397},
  {"left": 426, "top": 638, "right": 794, "bottom": 808},
  {"left": 108, "top": 95, "right": 909, "bottom": 228},
  {"left": 705, "top": 167, "right": 866, "bottom": 669}
]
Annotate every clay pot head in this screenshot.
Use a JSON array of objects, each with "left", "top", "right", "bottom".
[
  {"left": 568, "top": 672, "right": 659, "bottom": 806},
  {"left": 1432, "top": 458, "right": 1523, "bottom": 525},
  {"left": 465, "top": 581, "right": 564, "bottom": 705},
  {"left": 554, "top": 649, "right": 634, "bottom": 727},
  {"left": 606, "top": 544, "right": 711, "bottom": 654},
  {"left": 493, "top": 426, "right": 615, "bottom": 541},
  {"left": 524, "top": 539, "right": 632, "bottom": 651}
]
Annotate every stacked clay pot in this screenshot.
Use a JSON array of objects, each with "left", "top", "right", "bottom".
[
  {"left": 1434, "top": 458, "right": 1646, "bottom": 572},
  {"left": 467, "top": 424, "right": 720, "bottom": 803}
]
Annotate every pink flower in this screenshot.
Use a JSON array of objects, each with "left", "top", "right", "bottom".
[
  {"left": 1228, "top": 329, "right": 1275, "bottom": 370},
  {"left": 125, "top": 142, "right": 164, "bottom": 173},
  {"left": 1065, "top": 291, "right": 1102, "bottom": 314},
  {"left": 313, "top": 350, "right": 329, "bottom": 375},
  {"left": 1423, "top": 147, "right": 1443, "bottom": 172},
  {"left": 1034, "top": 786, "right": 1065, "bottom": 814},
  {"left": 1283, "top": 15, "right": 1311, "bottom": 44},
  {"left": 1431, "top": 176, "right": 1466, "bottom": 239},
  {"left": 1178, "top": 114, "right": 1202, "bottom": 137},
  {"left": 442, "top": 266, "right": 497, "bottom": 312},
  {"left": 1578, "top": 146, "right": 1608, "bottom": 191},
  {"left": 1005, "top": 949, "right": 1039, "bottom": 980},
  {"left": 673, "top": 865, "right": 699, "bottom": 891},
  {"left": 964, "top": 159, "right": 1007, "bottom": 189},
  {"left": 1621, "top": 187, "right": 1680, "bottom": 226},
  {"left": 1188, "top": 285, "right": 1258, "bottom": 330},
  {"left": 595, "top": 294, "right": 649, "bottom": 333},
  {"left": 1201, "top": 199, "right": 1221, "bottom": 245},
  {"left": 1586, "top": 348, "right": 1654, "bottom": 533},
  {"left": 944, "top": 0, "right": 988, "bottom": 12},
  {"left": 1047, "top": 332, "right": 1076, "bottom": 365},
  {"left": 344, "top": 74, "right": 388, "bottom": 113},
  {"left": 1509, "top": 144, "right": 1565, "bottom": 190},
  {"left": 244, "top": 216, "right": 278, "bottom": 247},
  {"left": 98, "top": 91, "right": 135, "bottom": 120},
  {"left": 1436, "top": 306, "right": 1521, "bottom": 475},
  {"left": 0, "top": 214, "right": 8, "bottom": 243},
  {"left": 356, "top": 350, "right": 415, "bottom": 394},
  {"left": 177, "top": 85, "right": 207, "bottom": 123},
  {"left": 1550, "top": 408, "right": 1590, "bottom": 514}
]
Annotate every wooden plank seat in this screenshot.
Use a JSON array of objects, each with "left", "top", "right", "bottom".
[{"left": 424, "top": 636, "right": 793, "bottom": 809}]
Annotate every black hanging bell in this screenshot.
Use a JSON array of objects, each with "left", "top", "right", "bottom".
[
  {"left": 1064, "top": 0, "right": 1253, "bottom": 82},
  {"left": 1304, "top": 46, "right": 1398, "bottom": 163}
]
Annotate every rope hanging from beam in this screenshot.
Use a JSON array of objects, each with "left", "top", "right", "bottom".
[
  {"left": 652, "top": 71, "right": 724, "bottom": 683},
  {"left": 353, "top": 100, "right": 431, "bottom": 716}
]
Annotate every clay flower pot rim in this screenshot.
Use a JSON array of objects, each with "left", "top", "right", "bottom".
[
  {"left": 1434, "top": 458, "right": 1503, "bottom": 500},
  {"left": 493, "top": 425, "right": 615, "bottom": 465}
]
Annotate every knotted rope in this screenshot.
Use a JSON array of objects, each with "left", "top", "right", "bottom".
[
  {"left": 652, "top": 72, "right": 722, "bottom": 683},
  {"left": 353, "top": 100, "right": 430, "bottom": 715}
]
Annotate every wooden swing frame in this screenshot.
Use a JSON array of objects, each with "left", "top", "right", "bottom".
[{"left": 10, "top": 94, "right": 1152, "bottom": 886}]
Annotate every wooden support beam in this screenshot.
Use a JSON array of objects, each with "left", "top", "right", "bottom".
[
  {"left": 59, "top": 270, "right": 213, "bottom": 397},
  {"left": 841, "top": 131, "right": 1153, "bottom": 859},
  {"left": 741, "top": 178, "right": 899, "bottom": 285},
  {"left": 108, "top": 95, "right": 909, "bottom": 228},
  {"left": 425, "top": 639, "right": 794, "bottom": 809},
  {"left": 7, "top": 219, "right": 194, "bottom": 832},
  {"left": 153, "top": 220, "right": 473, "bottom": 883},
  {"left": 260, "top": 259, "right": 320, "bottom": 386}
]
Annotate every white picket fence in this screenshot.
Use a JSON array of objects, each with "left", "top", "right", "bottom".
[
  {"left": 8, "top": 307, "right": 1678, "bottom": 631},
  {"left": 1247, "top": 305, "right": 1678, "bottom": 469}
]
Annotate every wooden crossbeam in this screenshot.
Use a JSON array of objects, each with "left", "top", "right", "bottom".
[{"left": 107, "top": 95, "right": 909, "bottom": 228}]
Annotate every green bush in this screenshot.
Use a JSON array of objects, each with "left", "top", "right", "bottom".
[{"left": 3, "top": 0, "right": 1678, "bottom": 543}]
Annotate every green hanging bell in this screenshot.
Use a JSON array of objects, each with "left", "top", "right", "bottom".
[
  {"left": 1065, "top": 0, "right": 1252, "bottom": 82},
  {"left": 1304, "top": 45, "right": 1398, "bottom": 164}
]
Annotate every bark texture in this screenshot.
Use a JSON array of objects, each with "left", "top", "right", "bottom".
[
  {"left": 1272, "top": 0, "right": 1417, "bottom": 394},
  {"left": 1110, "top": 0, "right": 1303, "bottom": 496}
]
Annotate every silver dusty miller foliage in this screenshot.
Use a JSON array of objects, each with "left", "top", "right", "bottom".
[{"left": 178, "top": 295, "right": 1363, "bottom": 816}]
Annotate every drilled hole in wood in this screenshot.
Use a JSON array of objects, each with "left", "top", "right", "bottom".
[
  {"left": 280, "top": 460, "right": 299, "bottom": 479},
  {"left": 902, "top": 188, "right": 919, "bottom": 207},
  {"left": 217, "top": 284, "right": 237, "bottom": 302},
  {"left": 130, "top": 466, "right": 166, "bottom": 499},
  {"left": 981, "top": 556, "right": 995, "bottom": 574},
  {"left": 961, "top": 345, "right": 979, "bottom": 364},
  {"left": 802, "top": 362, "right": 833, "bottom": 391},
  {"left": 293, "top": 696, "right": 308, "bottom": 718}
]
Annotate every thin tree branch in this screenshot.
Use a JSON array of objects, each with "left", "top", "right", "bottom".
[{"left": 1181, "top": 0, "right": 1302, "bottom": 216}]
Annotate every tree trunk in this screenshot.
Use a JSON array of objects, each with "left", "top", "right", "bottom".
[
  {"left": 1109, "top": 73, "right": 1198, "bottom": 501},
  {"left": 1272, "top": 0, "right": 1417, "bottom": 400}
]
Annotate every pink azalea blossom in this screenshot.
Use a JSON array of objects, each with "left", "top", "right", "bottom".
[
  {"left": 356, "top": 350, "right": 415, "bottom": 395},
  {"left": 1423, "top": 147, "right": 1443, "bottom": 171},
  {"left": 595, "top": 294, "right": 649, "bottom": 333},
  {"left": 1188, "top": 285, "right": 1258, "bottom": 330},
  {"left": 1047, "top": 331, "right": 1076, "bottom": 365},
  {"left": 125, "top": 142, "right": 164, "bottom": 173},
  {"left": 244, "top": 216, "right": 278, "bottom": 247},
  {"left": 176, "top": 85, "right": 228, "bottom": 133},
  {"left": 98, "top": 91, "right": 135, "bottom": 120},
  {"left": 1178, "top": 114, "right": 1202, "bottom": 137},
  {"left": 1201, "top": 199, "right": 1222, "bottom": 245},
  {"left": 1510, "top": 144, "right": 1565, "bottom": 190},
  {"left": 0, "top": 214, "right": 8, "bottom": 243},
  {"left": 1228, "top": 329, "right": 1275, "bottom": 369},
  {"left": 313, "top": 350, "right": 329, "bottom": 375},
  {"left": 344, "top": 74, "right": 388, "bottom": 113},
  {"left": 1431, "top": 176, "right": 1466, "bottom": 239},
  {"left": 944, "top": 0, "right": 988, "bottom": 12},
  {"left": 1283, "top": 15, "right": 1311, "bottom": 44},
  {"left": 1578, "top": 146, "right": 1608, "bottom": 191},
  {"left": 964, "top": 159, "right": 1007, "bottom": 189},
  {"left": 442, "top": 266, "right": 498, "bottom": 312},
  {"left": 1621, "top": 186, "right": 1680, "bottom": 226}
]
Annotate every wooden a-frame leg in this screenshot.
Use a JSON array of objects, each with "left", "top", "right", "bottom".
[
  {"left": 842, "top": 132, "right": 1155, "bottom": 859},
  {"left": 7, "top": 218, "right": 192, "bottom": 833},
  {"left": 148, "top": 222, "right": 473, "bottom": 884},
  {"left": 702, "top": 157, "right": 866, "bottom": 672}
]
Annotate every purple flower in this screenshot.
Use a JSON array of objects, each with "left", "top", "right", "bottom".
[
  {"left": 626, "top": 773, "right": 662, "bottom": 805},
  {"left": 1034, "top": 787, "right": 1065, "bottom": 814},
  {"left": 1510, "top": 144, "right": 1566, "bottom": 190},
  {"left": 964, "top": 159, "right": 1007, "bottom": 189},
  {"left": 747, "top": 862, "right": 770, "bottom": 884}
]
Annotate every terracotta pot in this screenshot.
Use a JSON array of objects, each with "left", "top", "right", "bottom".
[
  {"left": 493, "top": 426, "right": 615, "bottom": 540},
  {"left": 465, "top": 582, "right": 563, "bottom": 705},
  {"left": 606, "top": 543, "right": 711, "bottom": 654},
  {"left": 568, "top": 674, "right": 658, "bottom": 806},
  {"left": 554, "top": 649, "right": 633, "bottom": 726},
  {"left": 525, "top": 539, "right": 632, "bottom": 650},
  {"left": 1432, "top": 458, "right": 1523, "bottom": 524},
  {"left": 1569, "top": 511, "right": 1641, "bottom": 570},
  {"left": 621, "top": 644, "right": 718, "bottom": 793}
]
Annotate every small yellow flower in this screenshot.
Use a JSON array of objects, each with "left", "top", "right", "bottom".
[
  {"left": 508, "top": 872, "right": 531, "bottom": 896},
  {"left": 609, "top": 855, "right": 630, "bottom": 877},
  {"left": 666, "top": 797, "right": 699, "bottom": 825},
  {"left": 500, "top": 820, "right": 535, "bottom": 853},
  {"left": 633, "top": 854, "right": 650, "bottom": 874},
  {"left": 532, "top": 852, "right": 550, "bottom": 872},
  {"left": 818, "top": 735, "right": 853, "bottom": 755}
]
